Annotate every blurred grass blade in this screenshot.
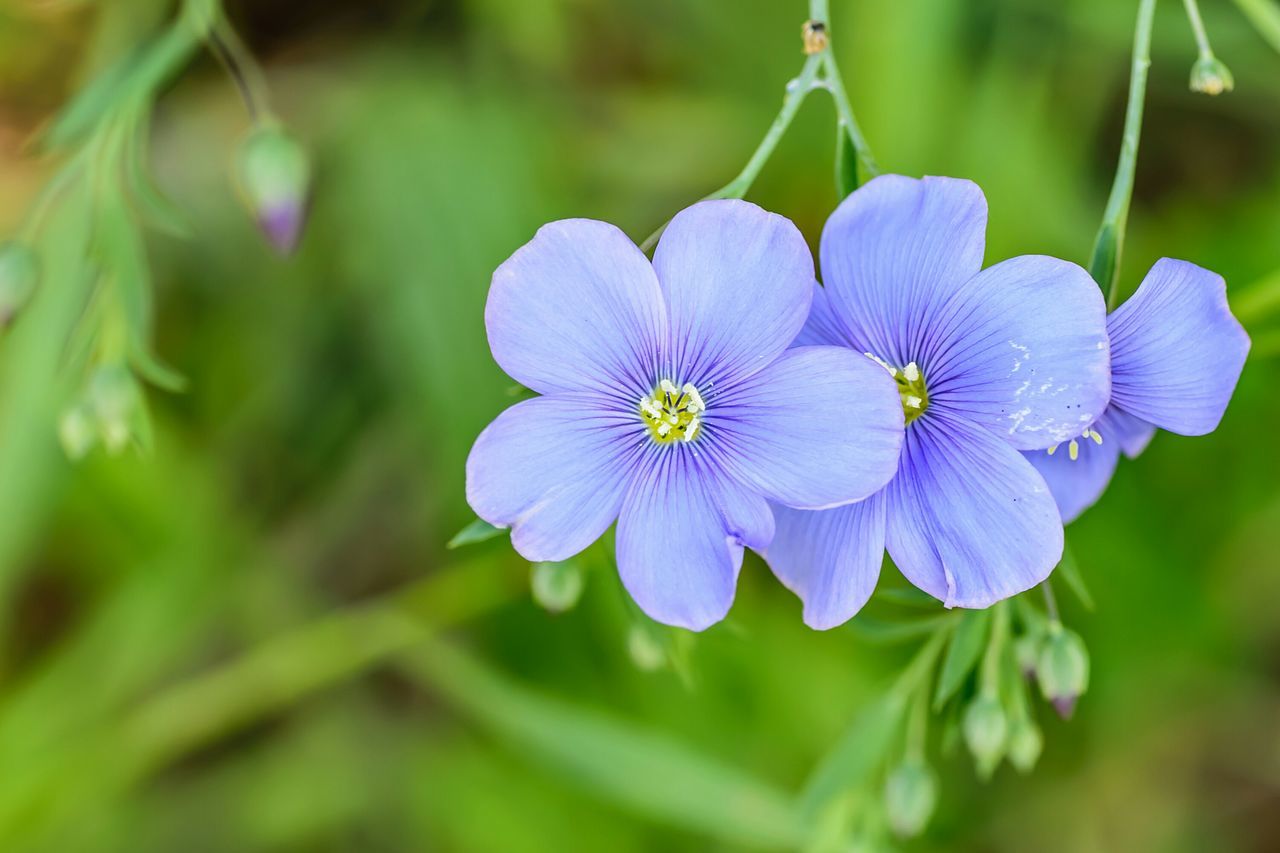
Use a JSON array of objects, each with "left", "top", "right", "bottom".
[
  {"left": 1233, "top": 0, "right": 1280, "bottom": 52},
  {"left": 447, "top": 517, "right": 505, "bottom": 548},
  {"left": 874, "top": 586, "right": 941, "bottom": 609},
  {"left": 797, "top": 690, "right": 905, "bottom": 817},
  {"left": 933, "top": 609, "right": 991, "bottom": 710},
  {"left": 847, "top": 613, "right": 953, "bottom": 645},
  {"left": 1056, "top": 543, "right": 1095, "bottom": 611},
  {"left": 406, "top": 640, "right": 804, "bottom": 849}
]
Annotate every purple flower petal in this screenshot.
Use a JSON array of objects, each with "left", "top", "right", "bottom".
[
  {"left": 764, "top": 496, "right": 887, "bottom": 630},
  {"left": 466, "top": 394, "right": 643, "bottom": 562},
  {"left": 652, "top": 200, "right": 814, "bottom": 387},
  {"left": 707, "top": 346, "right": 903, "bottom": 509},
  {"left": 819, "top": 175, "right": 987, "bottom": 365},
  {"left": 1108, "top": 258, "right": 1250, "bottom": 435},
  {"left": 616, "top": 451, "right": 772, "bottom": 630},
  {"left": 487, "top": 220, "right": 667, "bottom": 397},
  {"left": 1107, "top": 405, "right": 1157, "bottom": 458},
  {"left": 926, "top": 254, "right": 1111, "bottom": 450},
  {"left": 794, "top": 282, "right": 846, "bottom": 347},
  {"left": 886, "top": 412, "right": 1063, "bottom": 608}
]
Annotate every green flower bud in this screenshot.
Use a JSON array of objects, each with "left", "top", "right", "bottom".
[
  {"left": 530, "top": 560, "right": 584, "bottom": 613},
  {"left": 235, "top": 126, "right": 311, "bottom": 255},
  {"left": 0, "top": 240, "right": 38, "bottom": 327},
  {"left": 627, "top": 624, "right": 667, "bottom": 672},
  {"left": 1007, "top": 717, "right": 1043, "bottom": 773},
  {"left": 1014, "top": 633, "right": 1042, "bottom": 679},
  {"left": 87, "top": 364, "right": 144, "bottom": 455},
  {"left": 1037, "top": 627, "right": 1089, "bottom": 719},
  {"left": 963, "top": 692, "right": 1007, "bottom": 778},
  {"left": 1190, "top": 56, "right": 1234, "bottom": 96},
  {"left": 883, "top": 758, "right": 938, "bottom": 838},
  {"left": 58, "top": 404, "right": 96, "bottom": 460}
]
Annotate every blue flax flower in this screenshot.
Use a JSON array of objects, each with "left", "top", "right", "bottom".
[
  {"left": 467, "top": 200, "right": 905, "bottom": 630},
  {"left": 1026, "top": 259, "right": 1249, "bottom": 522},
  {"left": 765, "top": 175, "right": 1112, "bottom": 628}
]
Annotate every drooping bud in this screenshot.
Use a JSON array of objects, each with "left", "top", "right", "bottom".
[
  {"left": 627, "top": 624, "right": 667, "bottom": 672},
  {"left": 1037, "top": 627, "right": 1090, "bottom": 719},
  {"left": 1014, "top": 633, "right": 1042, "bottom": 680},
  {"left": 963, "top": 692, "right": 1007, "bottom": 779},
  {"left": 235, "top": 125, "right": 311, "bottom": 255},
  {"left": 88, "top": 364, "right": 145, "bottom": 454},
  {"left": 530, "top": 560, "right": 584, "bottom": 614},
  {"left": 883, "top": 758, "right": 938, "bottom": 838},
  {"left": 0, "top": 240, "right": 38, "bottom": 327},
  {"left": 1007, "top": 717, "right": 1044, "bottom": 773},
  {"left": 1189, "top": 56, "right": 1234, "bottom": 96},
  {"left": 58, "top": 404, "right": 96, "bottom": 460}
]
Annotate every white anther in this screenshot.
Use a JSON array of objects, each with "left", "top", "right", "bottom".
[
  {"left": 666, "top": 413, "right": 679, "bottom": 425},
  {"left": 1068, "top": 439, "right": 1079, "bottom": 461},
  {"left": 640, "top": 398, "right": 662, "bottom": 419},
  {"left": 657, "top": 422, "right": 671, "bottom": 437},
  {"left": 684, "top": 417, "right": 701, "bottom": 442},
  {"left": 904, "top": 395, "right": 923, "bottom": 409},
  {"left": 865, "top": 353, "right": 898, "bottom": 377},
  {"left": 660, "top": 378, "right": 679, "bottom": 397},
  {"left": 681, "top": 383, "right": 706, "bottom": 413},
  {"left": 903, "top": 362, "right": 920, "bottom": 382}
]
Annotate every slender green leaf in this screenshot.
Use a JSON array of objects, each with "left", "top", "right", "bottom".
[
  {"left": 1233, "top": 0, "right": 1280, "bottom": 53},
  {"left": 446, "top": 517, "right": 505, "bottom": 549},
  {"left": 933, "top": 609, "right": 991, "bottom": 710},
  {"left": 1055, "top": 543, "right": 1095, "bottom": 611},
  {"left": 797, "top": 690, "right": 906, "bottom": 817},
  {"left": 847, "top": 614, "right": 953, "bottom": 645},
  {"left": 407, "top": 641, "right": 804, "bottom": 849},
  {"left": 834, "top": 124, "right": 858, "bottom": 201}
]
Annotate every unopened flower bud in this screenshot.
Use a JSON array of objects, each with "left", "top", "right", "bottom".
[
  {"left": 627, "top": 624, "right": 667, "bottom": 672},
  {"left": 530, "top": 560, "right": 584, "bottom": 613},
  {"left": 87, "top": 364, "right": 143, "bottom": 455},
  {"left": 1190, "top": 56, "right": 1234, "bottom": 96},
  {"left": 1037, "top": 627, "right": 1089, "bottom": 719},
  {"left": 0, "top": 240, "right": 38, "bottom": 327},
  {"left": 963, "top": 692, "right": 1007, "bottom": 778},
  {"left": 58, "top": 404, "right": 96, "bottom": 460},
  {"left": 235, "top": 126, "right": 311, "bottom": 255},
  {"left": 883, "top": 758, "right": 938, "bottom": 838},
  {"left": 1015, "top": 633, "right": 1042, "bottom": 679},
  {"left": 1007, "top": 717, "right": 1044, "bottom": 773}
]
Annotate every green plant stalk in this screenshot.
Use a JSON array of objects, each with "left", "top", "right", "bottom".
[
  {"left": 1089, "top": 0, "right": 1158, "bottom": 309},
  {"left": 1182, "top": 0, "right": 1216, "bottom": 58},
  {"left": 979, "top": 600, "right": 1010, "bottom": 694},
  {"left": 1232, "top": 0, "right": 1280, "bottom": 53}
]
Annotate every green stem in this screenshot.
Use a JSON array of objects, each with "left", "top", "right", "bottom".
[
  {"left": 806, "top": 0, "right": 878, "bottom": 180},
  {"left": 638, "top": 53, "right": 823, "bottom": 253},
  {"left": 904, "top": 675, "right": 929, "bottom": 760},
  {"left": 1040, "top": 580, "right": 1060, "bottom": 626},
  {"left": 1089, "top": 0, "right": 1158, "bottom": 309},
  {"left": 185, "top": 0, "right": 275, "bottom": 124},
  {"left": 1231, "top": 0, "right": 1280, "bottom": 53},
  {"left": 1182, "top": 0, "right": 1216, "bottom": 58},
  {"left": 979, "top": 601, "right": 1009, "bottom": 694}
]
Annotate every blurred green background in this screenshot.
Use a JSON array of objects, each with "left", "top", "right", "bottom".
[{"left": 1, "top": 0, "right": 1280, "bottom": 850}]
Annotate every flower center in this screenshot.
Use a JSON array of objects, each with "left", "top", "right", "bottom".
[
  {"left": 640, "top": 379, "right": 705, "bottom": 444},
  {"left": 867, "top": 354, "right": 929, "bottom": 425},
  {"left": 1046, "top": 428, "right": 1103, "bottom": 461}
]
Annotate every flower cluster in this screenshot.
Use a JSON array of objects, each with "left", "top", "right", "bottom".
[{"left": 467, "top": 175, "right": 1248, "bottom": 631}]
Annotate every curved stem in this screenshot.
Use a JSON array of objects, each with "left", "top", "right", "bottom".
[
  {"left": 1090, "top": 0, "right": 1158, "bottom": 309},
  {"left": 1182, "top": 0, "right": 1215, "bottom": 58},
  {"left": 979, "top": 600, "right": 1009, "bottom": 694}
]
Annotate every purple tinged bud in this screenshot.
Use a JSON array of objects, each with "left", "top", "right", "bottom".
[
  {"left": 1037, "top": 627, "right": 1089, "bottom": 720},
  {"left": 235, "top": 126, "right": 311, "bottom": 256},
  {"left": 883, "top": 758, "right": 938, "bottom": 838},
  {"left": 1014, "top": 633, "right": 1042, "bottom": 680},
  {"left": 0, "top": 241, "right": 38, "bottom": 327}
]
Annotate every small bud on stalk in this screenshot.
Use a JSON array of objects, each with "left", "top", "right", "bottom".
[
  {"left": 0, "top": 240, "right": 38, "bottom": 327},
  {"left": 1037, "top": 627, "right": 1090, "bottom": 719},
  {"left": 1014, "top": 632, "right": 1042, "bottom": 679},
  {"left": 1007, "top": 717, "right": 1044, "bottom": 773},
  {"left": 883, "top": 758, "right": 938, "bottom": 838},
  {"left": 530, "top": 560, "right": 584, "bottom": 613},
  {"left": 963, "top": 692, "right": 1008, "bottom": 779},
  {"left": 235, "top": 125, "right": 312, "bottom": 255},
  {"left": 1189, "top": 56, "right": 1234, "bottom": 96}
]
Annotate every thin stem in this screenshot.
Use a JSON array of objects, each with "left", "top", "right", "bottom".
[
  {"left": 1232, "top": 0, "right": 1280, "bottom": 53},
  {"left": 1182, "top": 0, "right": 1216, "bottom": 58},
  {"left": 1040, "top": 580, "right": 1061, "bottom": 626},
  {"left": 904, "top": 674, "right": 930, "bottom": 761},
  {"left": 186, "top": 1, "right": 274, "bottom": 124},
  {"left": 1089, "top": 0, "right": 1158, "bottom": 309},
  {"left": 638, "top": 54, "right": 823, "bottom": 253},
  {"left": 979, "top": 601, "right": 1009, "bottom": 694}
]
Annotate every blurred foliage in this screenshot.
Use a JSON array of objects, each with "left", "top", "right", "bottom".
[{"left": 1, "top": 0, "right": 1279, "bottom": 850}]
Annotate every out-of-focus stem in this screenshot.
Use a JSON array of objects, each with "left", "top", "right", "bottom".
[
  {"left": 1182, "top": 0, "right": 1216, "bottom": 58},
  {"left": 1232, "top": 0, "right": 1280, "bottom": 52},
  {"left": 1089, "top": 0, "right": 1158, "bottom": 309}
]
